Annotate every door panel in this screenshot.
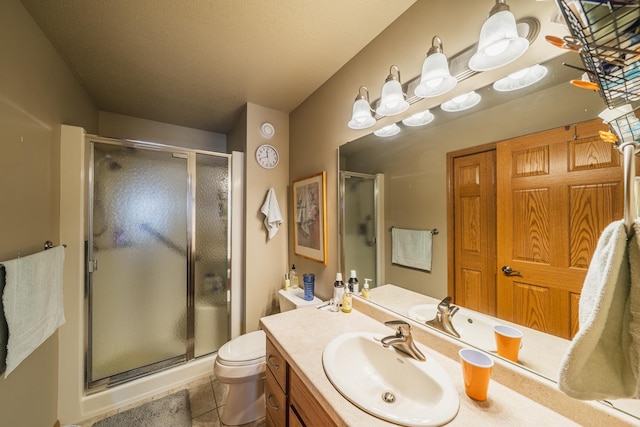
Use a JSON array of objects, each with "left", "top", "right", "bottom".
[
  {"left": 453, "top": 150, "right": 496, "bottom": 316},
  {"left": 497, "top": 119, "right": 621, "bottom": 339}
]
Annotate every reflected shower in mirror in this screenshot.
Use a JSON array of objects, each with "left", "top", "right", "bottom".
[{"left": 339, "top": 52, "right": 640, "bottom": 420}]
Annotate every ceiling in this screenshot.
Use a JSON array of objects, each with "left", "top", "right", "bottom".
[{"left": 19, "top": 0, "right": 417, "bottom": 134}]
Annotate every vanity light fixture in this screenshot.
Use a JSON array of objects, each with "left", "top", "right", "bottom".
[
  {"left": 373, "top": 123, "right": 401, "bottom": 137},
  {"left": 348, "top": 86, "right": 376, "bottom": 129},
  {"left": 402, "top": 109, "right": 435, "bottom": 127},
  {"left": 376, "top": 65, "right": 410, "bottom": 116},
  {"left": 414, "top": 36, "right": 457, "bottom": 98},
  {"left": 441, "top": 91, "right": 482, "bottom": 112},
  {"left": 468, "top": 0, "right": 529, "bottom": 72},
  {"left": 492, "top": 64, "right": 548, "bottom": 92}
]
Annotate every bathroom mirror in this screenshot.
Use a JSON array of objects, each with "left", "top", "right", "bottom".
[{"left": 339, "top": 52, "right": 640, "bottom": 419}]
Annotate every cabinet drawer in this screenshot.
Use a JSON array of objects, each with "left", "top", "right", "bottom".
[
  {"left": 265, "top": 368, "right": 287, "bottom": 427},
  {"left": 266, "top": 337, "right": 287, "bottom": 390}
]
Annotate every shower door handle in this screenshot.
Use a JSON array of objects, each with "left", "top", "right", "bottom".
[{"left": 88, "top": 259, "right": 98, "bottom": 273}]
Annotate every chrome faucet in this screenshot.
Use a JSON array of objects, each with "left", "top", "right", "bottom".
[
  {"left": 380, "top": 320, "right": 426, "bottom": 361},
  {"left": 425, "top": 296, "right": 461, "bottom": 338}
]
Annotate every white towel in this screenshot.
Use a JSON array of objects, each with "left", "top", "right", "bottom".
[
  {"left": 558, "top": 220, "right": 635, "bottom": 399},
  {"left": 628, "top": 222, "right": 640, "bottom": 397},
  {"left": 1, "top": 246, "right": 66, "bottom": 377},
  {"left": 260, "top": 187, "right": 283, "bottom": 240},
  {"left": 391, "top": 228, "right": 432, "bottom": 272}
]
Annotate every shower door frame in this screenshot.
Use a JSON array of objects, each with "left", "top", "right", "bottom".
[{"left": 85, "top": 135, "right": 232, "bottom": 392}]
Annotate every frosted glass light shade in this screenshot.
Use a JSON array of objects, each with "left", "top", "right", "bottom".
[
  {"left": 469, "top": 10, "right": 529, "bottom": 72},
  {"left": 414, "top": 52, "right": 457, "bottom": 98},
  {"left": 374, "top": 123, "right": 401, "bottom": 137},
  {"left": 376, "top": 79, "right": 409, "bottom": 116},
  {"left": 492, "top": 64, "right": 547, "bottom": 91},
  {"left": 348, "top": 98, "right": 376, "bottom": 129},
  {"left": 441, "top": 91, "right": 481, "bottom": 112},
  {"left": 402, "top": 110, "right": 435, "bottom": 127}
]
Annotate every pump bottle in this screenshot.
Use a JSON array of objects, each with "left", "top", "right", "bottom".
[
  {"left": 333, "top": 273, "right": 345, "bottom": 311},
  {"left": 362, "top": 278, "right": 371, "bottom": 299},
  {"left": 290, "top": 264, "right": 299, "bottom": 288},
  {"left": 348, "top": 270, "right": 359, "bottom": 294}
]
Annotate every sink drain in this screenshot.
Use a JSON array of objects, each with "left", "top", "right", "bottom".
[{"left": 381, "top": 391, "right": 396, "bottom": 404}]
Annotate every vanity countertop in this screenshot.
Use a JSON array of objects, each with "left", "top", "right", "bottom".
[{"left": 260, "top": 307, "right": 584, "bottom": 426}]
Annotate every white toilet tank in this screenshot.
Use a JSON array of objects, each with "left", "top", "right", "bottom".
[{"left": 278, "top": 288, "right": 322, "bottom": 312}]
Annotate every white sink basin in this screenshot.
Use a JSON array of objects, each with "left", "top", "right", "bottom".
[
  {"left": 322, "top": 332, "right": 459, "bottom": 427},
  {"left": 407, "top": 304, "right": 500, "bottom": 352}
]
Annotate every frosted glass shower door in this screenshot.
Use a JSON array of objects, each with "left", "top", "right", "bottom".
[
  {"left": 194, "top": 153, "right": 230, "bottom": 357},
  {"left": 89, "top": 143, "right": 188, "bottom": 383}
]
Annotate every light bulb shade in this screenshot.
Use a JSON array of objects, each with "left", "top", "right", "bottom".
[
  {"left": 376, "top": 79, "right": 409, "bottom": 116},
  {"left": 469, "top": 10, "right": 529, "bottom": 72},
  {"left": 348, "top": 98, "right": 375, "bottom": 129},
  {"left": 492, "top": 64, "right": 547, "bottom": 92},
  {"left": 374, "top": 123, "right": 401, "bottom": 137},
  {"left": 414, "top": 52, "right": 457, "bottom": 98},
  {"left": 402, "top": 110, "right": 435, "bottom": 127},
  {"left": 441, "top": 91, "right": 481, "bottom": 112}
]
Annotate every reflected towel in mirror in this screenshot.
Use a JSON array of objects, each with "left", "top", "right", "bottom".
[{"left": 391, "top": 227, "right": 432, "bottom": 272}]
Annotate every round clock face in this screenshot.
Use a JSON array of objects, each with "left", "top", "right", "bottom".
[{"left": 256, "top": 144, "right": 279, "bottom": 169}]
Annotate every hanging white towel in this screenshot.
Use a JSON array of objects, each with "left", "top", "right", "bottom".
[
  {"left": 260, "top": 187, "right": 283, "bottom": 240},
  {"left": 628, "top": 221, "right": 640, "bottom": 397},
  {"left": 1, "top": 246, "right": 65, "bottom": 377},
  {"left": 558, "top": 220, "right": 635, "bottom": 400},
  {"left": 391, "top": 227, "right": 433, "bottom": 272}
]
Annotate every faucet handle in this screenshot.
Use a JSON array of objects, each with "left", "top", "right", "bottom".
[
  {"left": 384, "top": 320, "right": 411, "bottom": 336},
  {"left": 437, "top": 296, "right": 453, "bottom": 313}
]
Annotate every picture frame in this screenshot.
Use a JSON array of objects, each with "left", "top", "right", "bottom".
[{"left": 292, "top": 171, "right": 327, "bottom": 265}]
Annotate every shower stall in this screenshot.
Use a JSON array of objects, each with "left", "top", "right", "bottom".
[
  {"left": 339, "top": 171, "right": 385, "bottom": 286},
  {"left": 87, "top": 137, "right": 231, "bottom": 390}
]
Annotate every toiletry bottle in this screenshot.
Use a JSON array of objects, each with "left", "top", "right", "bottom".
[
  {"left": 283, "top": 273, "right": 290, "bottom": 291},
  {"left": 342, "top": 286, "right": 352, "bottom": 313},
  {"left": 362, "top": 279, "right": 371, "bottom": 299},
  {"left": 348, "top": 270, "right": 359, "bottom": 294},
  {"left": 290, "top": 264, "right": 299, "bottom": 288},
  {"left": 333, "top": 273, "right": 345, "bottom": 311}
]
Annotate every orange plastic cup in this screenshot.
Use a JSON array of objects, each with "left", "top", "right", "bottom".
[
  {"left": 494, "top": 325, "right": 523, "bottom": 362},
  {"left": 459, "top": 348, "right": 494, "bottom": 401}
]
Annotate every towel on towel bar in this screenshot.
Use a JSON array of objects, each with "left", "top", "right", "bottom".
[
  {"left": 558, "top": 220, "right": 635, "bottom": 399},
  {"left": 260, "top": 187, "right": 283, "bottom": 240},
  {"left": 391, "top": 228, "right": 433, "bottom": 272},
  {"left": 1, "top": 246, "right": 65, "bottom": 377}
]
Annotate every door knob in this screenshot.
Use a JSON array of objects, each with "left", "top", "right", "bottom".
[{"left": 501, "top": 266, "right": 521, "bottom": 276}]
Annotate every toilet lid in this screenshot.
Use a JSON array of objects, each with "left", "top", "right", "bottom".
[{"left": 217, "top": 330, "right": 266, "bottom": 364}]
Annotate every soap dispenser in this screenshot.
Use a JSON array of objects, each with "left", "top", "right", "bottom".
[
  {"left": 290, "top": 264, "right": 299, "bottom": 288},
  {"left": 362, "top": 278, "right": 371, "bottom": 299}
]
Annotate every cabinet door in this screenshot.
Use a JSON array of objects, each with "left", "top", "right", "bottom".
[
  {"left": 266, "top": 368, "right": 286, "bottom": 427},
  {"left": 289, "top": 369, "right": 336, "bottom": 426},
  {"left": 288, "top": 407, "right": 305, "bottom": 427}
]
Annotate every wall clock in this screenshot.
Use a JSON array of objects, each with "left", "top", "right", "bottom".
[{"left": 256, "top": 144, "right": 279, "bottom": 169}]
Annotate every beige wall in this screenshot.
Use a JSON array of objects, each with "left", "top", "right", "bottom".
[
  {"left": 244, "top": 103, "right": 289, "bottom": 331},
  {"left": 289, "top": 0, "right": 564, "bottom": 300},
  {"left": 0, "top": 1, "right": 97, "bottom": 426},
  {"left": 98, "top": 111, "right": 227, "bottom": 152}
]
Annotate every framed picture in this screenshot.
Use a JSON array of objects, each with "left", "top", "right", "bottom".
[{"left": 293, "top": 171, "right": 327, "bottom": 265}]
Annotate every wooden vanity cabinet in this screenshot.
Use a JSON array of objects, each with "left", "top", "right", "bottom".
[{"left": 265, "top": 336, "right": 336, "bottom": 427}]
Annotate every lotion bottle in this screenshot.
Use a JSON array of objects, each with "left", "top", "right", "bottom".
[
  {"left": 348, "top": 270, "right": 359, "bottom": 294},
  {"left": 342, "top": 285, "right": 352, "bottom": 313},
  {"left": 283, "top": 273, "right": 290, "bottom": 291},
  {"left": 362, "top": 278, "right": 371, "bottom": 299},
  {"left": 332, "top": 273, "right": 345, "bottom": 311}
]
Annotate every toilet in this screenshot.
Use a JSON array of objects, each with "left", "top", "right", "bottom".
[{"left": 213, "top": 288, "right": 322, "bottom": 425}]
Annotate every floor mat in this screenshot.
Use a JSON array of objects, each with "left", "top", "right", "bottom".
[{"left": 92, "top": 389, "right": 191, "bottom": 427}]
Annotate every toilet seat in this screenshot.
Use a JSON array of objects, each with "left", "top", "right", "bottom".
[{"left": 216, "top": 330, "right": 266, "bottom": 366}]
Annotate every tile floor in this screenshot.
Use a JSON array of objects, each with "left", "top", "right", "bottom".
[{"left": 77, "top": 374, "right": 265, "bottom": 427}]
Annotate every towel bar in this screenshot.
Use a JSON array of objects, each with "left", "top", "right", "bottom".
[{"left": 389, "top": 226, "right": 439, "bottom": 235}]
